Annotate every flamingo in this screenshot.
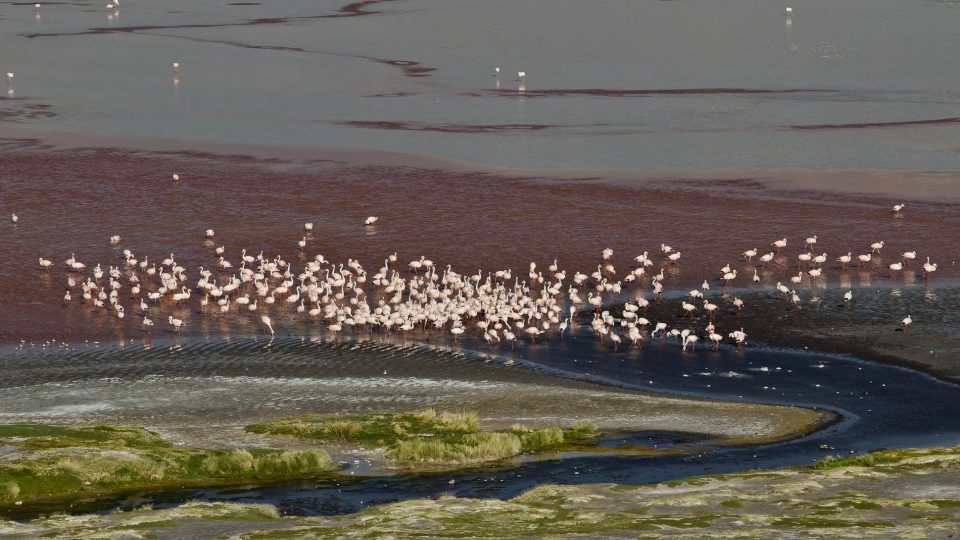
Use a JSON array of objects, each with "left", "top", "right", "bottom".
[
  {"left": 837, "top": 253, "right": 852, "bottom": 268},
  {"left": 923, "top": 257, "right": 937, "bottom": 279},
  {"left": 261, "top": 315, "right": 275, "bottom": 335},
  {"left": 902, "top": 315, "right": 912, "bottom": 333},
  {"left": 365, "top": 216, "right": 379, "bottom": 226},
  {"left": 168, "top": 316, "right": 184, "bottom": 333}
]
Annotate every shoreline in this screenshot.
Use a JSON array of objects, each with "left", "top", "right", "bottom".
[{"left": 2, "top": 126, "right": 960, "bottom": 203}]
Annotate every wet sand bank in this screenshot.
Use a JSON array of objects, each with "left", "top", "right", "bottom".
[{"left": 0, "top": 338, "right": 832, "bottom": 452}]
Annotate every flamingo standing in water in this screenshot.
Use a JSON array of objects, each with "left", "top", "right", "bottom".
[{"left": 261, "top": 315, "right": 275, "bottom": 335}]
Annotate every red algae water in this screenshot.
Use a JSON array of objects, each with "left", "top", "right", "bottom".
[{"left": 1, "top": 139, "right": 957, "bottom": 344}]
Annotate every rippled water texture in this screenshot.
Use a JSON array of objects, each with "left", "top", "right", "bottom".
[
  {"left": 1, "top": 334, "right": 959, "bottom": 518},
  {"left": 0, "top": 0, "right": 959, "bottom": 170}
]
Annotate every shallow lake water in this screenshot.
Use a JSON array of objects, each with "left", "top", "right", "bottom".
[{"left": 1, "top": 0, "right": 960, "bottom": 171}]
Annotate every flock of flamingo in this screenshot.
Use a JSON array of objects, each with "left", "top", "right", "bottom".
[{"left": 17, "top": 204, "right": 930, "bottom": 352}]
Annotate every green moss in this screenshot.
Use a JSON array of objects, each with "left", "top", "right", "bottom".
[
  {"left": 246, "top": 411, "right": 599, "bottom": 465},
  {"left": 0, "top": 425, "right": 338, "bottom": 507},
  {"left": 928, "top": 499, "right": 960, "bottom": 509},
  {"left": 0, "top": 424, "right": 170, "bottom": 450},
  {"left": 720, "top": 499, "right": 743, "bottom": 508},
  {"left": 812, "top": 452, "right": 902, "bottom": 470},
  {"left": 772, "top": 517, "right": 896, "bottom": 528}
]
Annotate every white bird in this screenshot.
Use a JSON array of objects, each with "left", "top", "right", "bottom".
[
  {"left": 892, "top": 203, "right": 905, "bottom": 213},
  {"left": 803, "top": 235, "right": 818, "bottom": 249},
  {"left": 11, "top": 213, "right": 18, "bottom": 223},
  {"left": 772, "top": 238, "right": 787, "bottom": 251},
  {"left": 837, "top": 253, "right": 852, "bottom": 268},
  {"left": 205, "top": 229, "right": 215, "bottom": 238},
  {"left": 843, "top": 290, "right": 853, "bottom": 303},
  {"left": 172, "top": 173, "right": 180, "bottom": 182},
  {"left": 304, "top": 222, "right": 314, "bottom": 231},
  {"left": 494, "top": 67, "right": 500, "bottom": 75},
  {"left": 172, "top": 62, "right": 181, "bottom": 73},
  {"left": 743, "top": 248, "right": 757, "bottom": 262},
  {"left": 38, "top": 257, "right": 52, "bottom": 269},
  {"left": 5, "top": 73, "right": 13, "bottom": 82},
  {"left": 902, "top": 314, "right": 912, "bottom": 333},
  {"left": 785, "top": 7, "right": 793, "bottom": 15},
  {"left": 923, "top": 257, "right": 938, "bottom": 279},
  {"left": 168, "top": 315, "right": 184, "bottom": 333},
  {"left": 365, "top": 216, "right": 378, "bottom": 226},
  {"left": 517, "top": 71, "right": 526, "bottom": 81},
  {"left": 871, "top": 240, "right": 884, "bottom": 253},
  {"left": 261, "top": 315, "right": 275, "bottom": 335}
]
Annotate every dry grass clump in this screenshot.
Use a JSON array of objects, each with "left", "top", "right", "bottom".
[
  {"left": 54, "top": 451, "right": 170, "bottom": 483},
  {"left": 202, "top": 449, "right": 334, "bottom": 476},
  {"left": 254, "top": 450, "right": 333, "bottom": 476},
  {"left": 521, "top": 427, "right": 565, "bottom": 450},
  {"left": 0, "top": 481, "right": 20, "bottom": 499},
  {"left": 322, "top": 420, "right": 363, "bottom": 439},
  {"left": 390, "top": 432, "right": 521, "bottom": 464},
  {"left": 437, "top": 411, "right": 480, "bottom": 432},
  {"left": 202, "top": 449, "right": 257, "bottom": 475}
]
